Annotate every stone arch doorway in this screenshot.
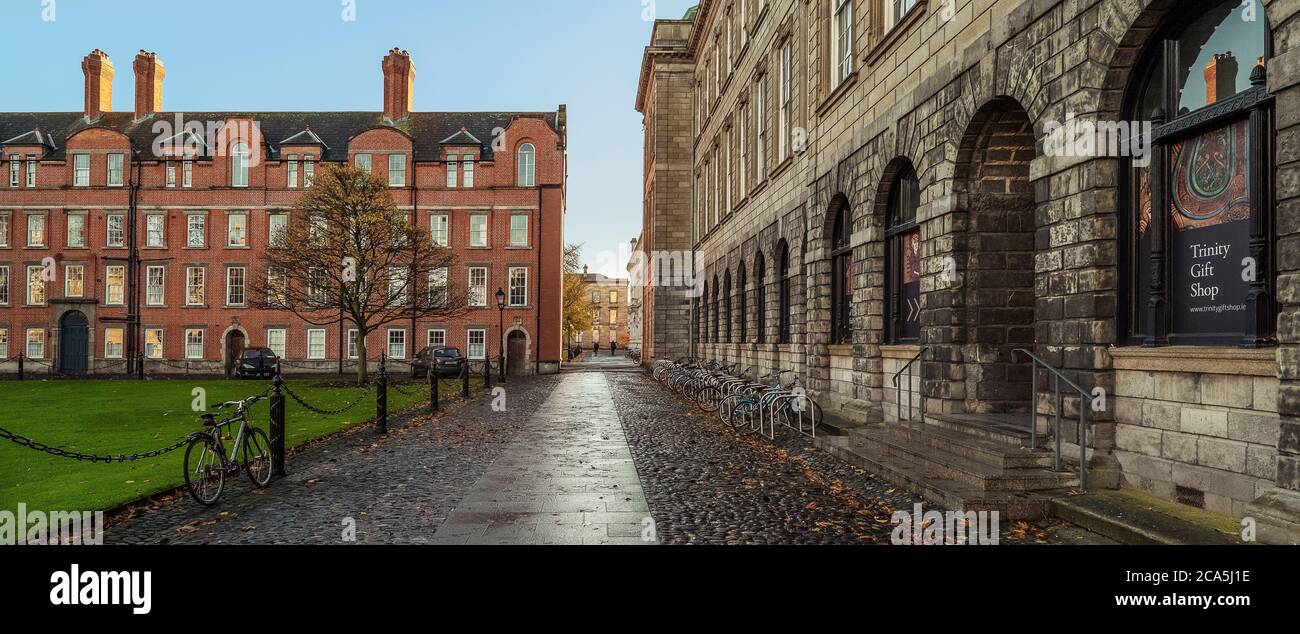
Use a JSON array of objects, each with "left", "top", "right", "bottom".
[
  {"left": 505, "top": 327, "right": 530, "bottom": 376},
  {"left": 948, "top": 96, "right": 1038, "bottom": 415},
  {"left": 58, "top": 310, "right": 90, "bottom": 375},
  {"left": 224, "top": 328, "right": 247, "bottom": 378}
]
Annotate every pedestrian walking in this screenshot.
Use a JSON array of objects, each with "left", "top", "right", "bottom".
[
  {"left": 610, "top": 341, "right": 617, "bottom": 356},
  {"left": 594, "top": 341, "right": 601, "bottom": 356}
]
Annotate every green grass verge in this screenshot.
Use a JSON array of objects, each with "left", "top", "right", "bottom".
[{"left": 0, "top": 377, "right": 480, "bottom": 513}]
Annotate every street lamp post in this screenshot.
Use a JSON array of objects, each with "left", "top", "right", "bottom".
[{"left": 495, "top": 287, "right": 507, "bottom": 384}]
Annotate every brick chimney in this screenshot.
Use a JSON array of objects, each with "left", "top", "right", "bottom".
[
  {"left": 132, "top": 50, "right": 165, "bottom": 120},
  {"left": 1205, "top": 52, "right": 1239, "bottom": 105},
  {"left": 81, "top": 49, "right": 114, "bottom": 121},
  {"left": 382, "top": 48, "right": 415, "bottom": 121}
]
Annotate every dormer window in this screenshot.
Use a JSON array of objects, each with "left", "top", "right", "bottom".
[
  {"left": 231, "top": 142, "right": 250, "bottom": 187},
  {"left": 7, "top": 155, "right": 17, "bottom": 188},
  {"left": 304, "top": 156, "right": 315, "bottom": 187},
  {"left": 463, "top": 156, "right": 474, "bottom": 188},
  {"left": 165, "top": 162, "right": 177, "bottom": 188},
  {"left": 287, "top": 155, "right": 299, "bottom": 188},
  {"left": 446, "top": 155, "right": 458, "bottom": 188},
  {"left": 73, "top": 154, "right": 89, "bottom": 187},
  {"left": 107, "top": 153, "right": 124, "bottom": 187},
  {"left": 25, "top": 156, "right": 35, "bottom": 187}
]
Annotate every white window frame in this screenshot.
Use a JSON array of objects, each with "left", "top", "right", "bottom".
[
  {"left": 427, "top": 329, "right": 446, "bottom": 348},
  {"left": 145, "top": 265, "right": 165, "bottom": 306},
  {"left": 26, "top": 213, "right": 45, "bottom": 247},
  {"left": 509, "top": 215, "right": 529, "bottom": 246},
  {"left": 517, "top": 144, "right": 536, "bottom": 187},
  {"left": 145, "top": 328, "right": 164, "bottom": 359},
  {"left": 186, "top": 267, "right": 205, "bottom": 306},
  {"left": 467, "top": 329, "right": 486, "bottom": 360},
  {"left": 73, "top": 154, "right": 90, "bottom": 187},
  {"left": 187, "top": 214, "right": 205, "bottom": 248},
  {"left": 104, "top": 327, "right": 124, "bottom": 359},
  {"left": 182, "top": 159, "right": 193, "bottom": 188},
  {"left": 25, "top": 156, "right": 36, "bottom": 188},
  {"left": 107, "top": 153, "right": 124, "bottom": 187},
  {"left": 64, "top": 264, "right": 84, "bottom": 298},
  {"left": 347, "top": 329, "right": 359, "bottom": 359},
  {"left": 166, "top": 162, "right": 177, "bottom": 188},
  {"left": 355, "top": 154, "right": 372, "bottom": 173},
  {"left": 8, "top": 155, "right": 18, "bottom": 188},
  {"left": 268, "top": 213, "right": 288, "bottom": 248},
  {"left": 307, "top": 329, "right": 327, "bottom": 360},
  {"left": 105, "top": 265, "right": 125, "bottom": 305},
  {"left": 468, "top": 267, "right": 488, "bottom": 307},
  {"left": 779, "top": 41, "right": 793, "bottom": 161},
  {"left": 266, "top": 328, "right": 287, "bottom": 358},
  {"left": 0, "top": 328, "right": 9, "bottom": 358},
  {"left": 463, "top": 157, "right": 474, "bottom": 188},
  {"left": 26, "top": 265, "right": 45, "bottom": 305},
  {"left": 107, "top": 214, "right": 125, "bottom": 247},
  {"left": 185, "top": 329, "right": 204, "bottom": 360},
  {"left": 227, "top": 212, "right": 247, "bottom": 247},
  {"left": 508, "top": 266, "right": 528, "bottom": 307},
  {"left": 0, "top": 265, "right": 8, "bottom": 305},
  {"left": 146, "top": 213, "right": 165, "bottom": 248},
  {"left": 887, "top": 0, "right": 919, "bottom": 31},
  {"left": 0, "top": 212, "right": 8, "bottom": 247},
  {"left": 469, "top": 214, "right": 488, "bottom": 247},
  {"left": 756, "top": 76, "right": 768, "bottom": 181},
  {"left": 231, "top": 142, "right": 250, "bottom": 188},
  {"left": 431, "top": 214, "right": 449, "bottom": 247},
  {"left": 26, "top": 328, "right": 45, "bottom": 359},
  {"left": 226, "top": 266, "right": 246, "bottom": 306},
  {"left": 429, "top": 267, "right": 448, "bottom": 307},
  {"left": 66, "top": 213, "right": 86, "bottom": 248},
  {"left": 304, "top": 156, "right": 315, "bottom": 187},
  {"left": 446, "top": 155, "right": 458, "bottom": 188},
  {"left": 387, "top": 328, "right": 407, "bottom": 360},
  {"left": 388, "top": 267, "right": 409, "bottom": 305},
  {"left": 388, "top": 154, "right": 406, "bottom": 187},
  {"left": 287, "top": 154, "right": 299, "bottom": 188}
]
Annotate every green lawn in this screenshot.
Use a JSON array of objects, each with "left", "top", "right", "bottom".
[{"left": 0, "top": 377, "right": 477, "bottom": 513}]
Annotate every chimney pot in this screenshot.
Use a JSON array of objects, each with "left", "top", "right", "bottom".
[
  {"left": 132, "top": 50, "right": 165, "bottom": 120},
  {"left": 381, "top": 49, "right": 415, "bottom": 121},
  {"left": 81, "top": 49, "right": 114, "bottom": 121}
]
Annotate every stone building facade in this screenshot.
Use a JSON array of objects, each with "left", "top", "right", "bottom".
[
  {"left": 569, "top": 267, "right": 629, "bottom": 350},
  {"left": 0, "top": 48, "right": 567, "bottom": 377},
  {"left": 638, "top": 0, "right": 1300, "bottom": 541}
]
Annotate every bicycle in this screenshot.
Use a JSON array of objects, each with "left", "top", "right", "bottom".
[{"left": 183, "top": 392, "right": 273, "bottom": 506}]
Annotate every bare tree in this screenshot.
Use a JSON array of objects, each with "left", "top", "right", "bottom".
[{"left": 252, "top": 163, "right": 466, "bottom": 383}]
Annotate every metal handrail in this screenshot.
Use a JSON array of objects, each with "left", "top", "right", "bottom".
[
  {"left": 891, "top": 347, "right": 928, "bottom": 422},
  {"left": 1012, "top": 348, "right": 1092, "bottom": 491}
]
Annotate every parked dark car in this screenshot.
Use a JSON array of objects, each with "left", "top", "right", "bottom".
[
  {"left": 411, "top": 346, "right": 466, "bottom": 379},
  {"left": 236, "top": 347, "right": 280, "bottom": 379}
]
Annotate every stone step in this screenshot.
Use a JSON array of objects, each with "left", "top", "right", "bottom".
[
  {"left": 881, "top": 421, "right": 1053, "bottom": 470},
  {"left": 815, "top": 436, "right": 1052, "bottom": 520},
  {"left": 852, "top": 426, "right": 1078, "bottom": 493},
  {"left": 924, "top": 412, "right": 1038, "bottom": 446},
  {"left": 1048, "top": 488, "right": 1243, "bottom": 545}
]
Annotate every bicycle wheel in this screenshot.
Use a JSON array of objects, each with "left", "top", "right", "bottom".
[
  {"left": 729, "top": 400, "right": 759, "bottom": 433},
  {"left": 183, "top": 435, "right": 227, "bottom": 506},
  {"left": 242, "top": 427, "right": 273, "bottom": 488},
  {"left": 696, "top": 384, "right": 721, "bottom": 413}
]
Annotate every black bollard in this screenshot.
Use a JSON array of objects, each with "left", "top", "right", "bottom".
[
  {"left": 17, "top": 354, "right": 24, "bottom": 381},
  {"left": 429, "top": 370, "right": 439, "bottom": 414},
  {"left": 483, "top": 358, "right": 491, "bottom": 390},
  {"left": 271, "top": 370, "right": 286, "bottom": 477},
  {"left": 461, "top": 361, "right": 469, "bottom": 397},
  {"left": 376, "top": 357, "right": 388, "bottom": 434}
]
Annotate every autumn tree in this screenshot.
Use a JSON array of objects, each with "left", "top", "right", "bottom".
[
  {"left": 252, "top": 163, "right": 465, "bottom": 383},
  {"left": 561, "top": 243, "right": 592, "bottom": 350}
]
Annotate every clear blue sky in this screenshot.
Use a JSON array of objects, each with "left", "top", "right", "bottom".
[{"left": 0, "top": 0, "right": 699, "bottom": 278}]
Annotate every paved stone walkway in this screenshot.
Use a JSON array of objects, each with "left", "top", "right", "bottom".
[{"left": 429, "top": 372, "right": 653, "bottom": 544}]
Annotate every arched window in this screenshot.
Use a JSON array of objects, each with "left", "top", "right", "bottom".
[
  {"left": 756, "top": 253, "right": 767, "bottom": 343},
  {"left": 1122, "top": 0, "right": 1273, "bottom": 347},
  {"left": 701, "top": 281, "right": 709, "bottom": 344},
  {"left": 738, "top": 266, "right": 748, "bottom": 343},
  {"left": 886, "top": 163, "right": 921, "bottom": 343},
  {"left": 723, "top": 269, "right": 733, "bottom": 344},
  {"left": 830, "top": 199, "right": 853, "bottom": 344},
  {"left": 778, "top": 242, "right": 791, "bottom": 344},
  {"left": 231, "top": 142, "right": 250, "bottom": 188},
  {"left": 712, "top": 275, "right": 720, "bottom": 343},
  {"left": 517, "top": 143, "right": 536, "bottom": 187}
]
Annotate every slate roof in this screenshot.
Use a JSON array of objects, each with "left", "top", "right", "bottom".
[
  {"left": 0, "top": 111, "right": 558, "bottom": 162},
  {"left": 1, "top": 128, "right": 58, "bottom": 148}
]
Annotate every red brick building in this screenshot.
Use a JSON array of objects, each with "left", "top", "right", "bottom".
[{"left": 0, "top": 49, "right": 567, "bottom": 376}]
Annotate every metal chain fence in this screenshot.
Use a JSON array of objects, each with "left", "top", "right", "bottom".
[
  {"left": 0, "top": 426, "right": 193, "bottom": 464},
  {"left": 281, "top": 378, "right": 376, "bottom": 415}
]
